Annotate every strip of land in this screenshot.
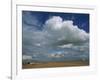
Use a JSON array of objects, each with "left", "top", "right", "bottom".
[{"left": 22, "top": 60, "right": 89, "bottom": 69}]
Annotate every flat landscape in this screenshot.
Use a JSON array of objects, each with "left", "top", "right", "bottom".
[{"left": 22, "top": 60, "right": 89, "bottom": 69}]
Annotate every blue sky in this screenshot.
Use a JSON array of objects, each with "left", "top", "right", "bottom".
[
  {"left": 22, "top": 11, "right": 89, "bottom": 62},
  {"left": 22, "top": 11, "right": 89, "bottom": 32}
]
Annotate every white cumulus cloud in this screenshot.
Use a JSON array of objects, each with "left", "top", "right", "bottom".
[{"left": 43, "top": 16, "right": 89, "bottom": 44}]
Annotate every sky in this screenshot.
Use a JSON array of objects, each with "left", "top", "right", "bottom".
[{"left": 22, "top": 11, "right": 89, "bottom": 62}]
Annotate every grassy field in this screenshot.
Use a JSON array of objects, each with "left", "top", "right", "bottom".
[{"left": 22, "top": 60, "right": 89, "bottom": 69}]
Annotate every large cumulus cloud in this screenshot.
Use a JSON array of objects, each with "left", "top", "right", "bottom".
[
  {"left": 43, "top": 16, "right": 89, "bottom": 44},
  {"left": 22, "top": 16, "right": 89, "bottom": 61}
]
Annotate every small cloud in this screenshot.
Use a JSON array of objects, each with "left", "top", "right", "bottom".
[
  {"left": 58, "top": 44, "right": 73, "bottom": 48},
  {"left": 34, "top": 43, "right": 41, "bottom": 47},
  {"left": 22, "top": 55, "right": 32, "bottom": 60}
]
